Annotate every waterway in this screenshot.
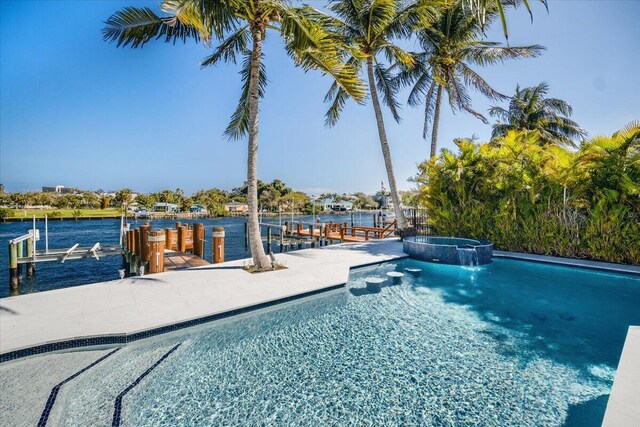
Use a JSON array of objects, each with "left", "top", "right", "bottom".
[{"left": 0, "top": 213, "right": 374, "bottom": 298}]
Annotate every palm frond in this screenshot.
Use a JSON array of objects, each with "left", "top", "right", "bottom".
[
  {"left": 374, "top": 60, "right": 401, "bottom": 122},
  {"left": 407, "top": 71, "right": 433, "bottom": 107},
  {"left": 462, "top": 43, "right": 545, "bottom": 66},
  {"left": 324, "top": 83, "right": 351, "bottom": 127},
  {"left": 103, "top": 6, "right": 202, "bottom": 48},
  {"left": 460, "top": 64, "right": 506, "bottom": 101},
  {"left": 224, "top": 52, "right": 267, "bottom": 140},
  {"left": 201, "top": 25, "right": 250, "bottom": 67},
  {"left": 279, "top": 5, "right": 366, "bottom": 101},
  {"left": 364, "top": 0, "right": 396, "bottom": 42}
]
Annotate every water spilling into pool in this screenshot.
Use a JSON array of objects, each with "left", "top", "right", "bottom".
[
  {"left": 457, "top": 247, "right": 479, "bottom": 267},
  {"left": 51, "top": 258, "right": 639, "bottom": 426}
]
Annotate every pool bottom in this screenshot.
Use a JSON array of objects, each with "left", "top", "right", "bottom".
[{"left": 50, "top": 258, "right": 637, "bottom": 426}]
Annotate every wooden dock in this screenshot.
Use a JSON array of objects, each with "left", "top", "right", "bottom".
[
  {"left": 164, "top": 250, "right": 211, "bottom": 271},
  {"left": 288, "top": 220, "right": 397, "bottom": 243}
]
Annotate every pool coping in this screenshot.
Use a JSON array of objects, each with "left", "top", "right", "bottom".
[
  {"left": 603, "top": 326, "right": 640, "bottom": 426},
  {"left": 493, "top": 251, "right": 640, "bottom": 276}
]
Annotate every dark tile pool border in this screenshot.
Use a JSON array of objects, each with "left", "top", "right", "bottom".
[
  {"left": 112, "top": 344, "right": 180, "bottom": 427},
  {"left": 0, "top": 283, "right": 346, "bottom": 364},
  {"left": 38, "top": 348, "right": 121, "bottom": 427}
]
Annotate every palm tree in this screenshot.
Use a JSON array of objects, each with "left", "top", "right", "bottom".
[
  {"left": 489, "top": 83, "right": 586, "bottom": 147},
  {"left": 398, "top": 3, "right": 543, "bottom": 158},
  {"left": 104, "top": 0, "right": 364, "bottom": 269},
  {"left": 322, "top": 0, "right": 437, "bottom": 232}
]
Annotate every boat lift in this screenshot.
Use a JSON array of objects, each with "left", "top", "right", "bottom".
[{"left": 7, "top": 215, "right": 125, "bottom": 291}]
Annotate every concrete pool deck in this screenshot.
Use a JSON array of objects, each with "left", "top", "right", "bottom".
[
  {"left": 603, "top": 326, "right": 640, "bottom": 427},
  {"left": 0, "top": 239, "right": 406, "bottom": 358}
]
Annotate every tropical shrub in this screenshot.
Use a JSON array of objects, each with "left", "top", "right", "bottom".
[
  {"left": 0, "top": 207, "right": 14, "bottom": 218},
  {"left": 415, "top": 123, "right": 640, "bottom": 265}
]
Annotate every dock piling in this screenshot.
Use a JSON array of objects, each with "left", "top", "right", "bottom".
[
  {"left": 213, "top": 227, "right": 225, "bottom": 264},
  {"left": 139, "top": 224, "right": 151, "bottom": 265},
  {"left": 16, "top": 241, "right": 23, "bottom": 284},
  {"left": 193, "top": 223, "right": 204, "bottom": 258},
  {"left": 26, "top": 236, "right": 35, "bottom": 278},
  {"left": 266, "top": 226, "right": 272, "bottom": 254},
  {"left": 244, "top": 222, "right": 248, "bottom": 252},
  {"left": 148, "top": 230, "right": 165, "bottom": 274},
  {"left": 9, "top": 243, "right": 18, "bottom": 291}
]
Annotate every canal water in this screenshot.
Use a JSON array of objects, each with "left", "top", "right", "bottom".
[{"left": 0, "top": 213, "right": 373, "bottom": 298}]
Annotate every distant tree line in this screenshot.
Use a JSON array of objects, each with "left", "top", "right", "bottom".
[{"left": 0, "top": 179, "right": 403, "bottom": 218}]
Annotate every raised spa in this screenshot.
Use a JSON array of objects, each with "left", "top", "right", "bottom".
[{"left": 403, "top": 236, "right": 493, "bottom": 266}]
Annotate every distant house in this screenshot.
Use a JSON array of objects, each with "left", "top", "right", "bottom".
[
  {"left": 190, "top": 204, "right": 208, "bottom": 214},
  {"left": 152, "top": 202, "right": 179, "bottom": 213},
  {"left": 224, "top": 201, "right": 249, "bottom": 213},
  {"left": 323, "top": 200, "right": 353, "bottom": 212},
  {"left": 42, "top": 185, "right": 76, "bottom": 194}
]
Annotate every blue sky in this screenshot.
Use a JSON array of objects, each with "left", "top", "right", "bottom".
[{"left": 1, "top": 0, "right": 638, "bottom": 195}]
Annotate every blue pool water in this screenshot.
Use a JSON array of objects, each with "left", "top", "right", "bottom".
[{"left": 53, "top": 258, "right": 640, "bottom": 426}]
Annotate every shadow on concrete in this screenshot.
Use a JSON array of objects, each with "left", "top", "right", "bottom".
[{"left": 0, "top": 305, "right": 19, "bottom": 315}]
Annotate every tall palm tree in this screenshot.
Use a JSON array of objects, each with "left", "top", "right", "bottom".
[
  {"left": 104, "top": 0, "right": 364, "bottom": 269},
  {"left": 489, "top": 83, "right": 586, "bottom": 147},
  {"left": 398, "top": 3, "right": 543, "bottom": 158},
  {"left": 322, "top": 0, "right": 437, "bottom": 232}
]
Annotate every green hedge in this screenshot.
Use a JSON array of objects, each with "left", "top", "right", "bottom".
[{"left": 415, "top": 126, "right": 640, "bottom": 265}]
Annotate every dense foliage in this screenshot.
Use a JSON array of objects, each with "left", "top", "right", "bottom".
[{"left": 415, "top": 123, "right": 640, "bottom": 264}]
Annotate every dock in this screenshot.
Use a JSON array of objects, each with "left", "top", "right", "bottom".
[{"left": 164, "top": 250, "right": 211, "bottom": 271}]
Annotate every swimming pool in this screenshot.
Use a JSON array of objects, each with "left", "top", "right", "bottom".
[{"left": 21, "top": 258, "right": 640, "bottom": 425}]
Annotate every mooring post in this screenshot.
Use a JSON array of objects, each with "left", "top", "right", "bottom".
[
  {"left": 177, "top": 225, "right": 187, "bottom": 253},
  {"left": 213, "top": 227, "right": 225, "bottom": 264},
  {"left": 309, "top": 225, "right": 315, "bottom": 248},
  {"left": 16, "top": 240, "right": 23, "bottom": 284},
  {"left": 148, "top": 230, "right": 165, "bottom": 274},
  {"left": 244, "top": 222, "right": 248, "bottom": 252},
  {"left": 266, "top": 226, "right": 272, "bottom": 254},
  {"left": 126, "top": 230, "right": 135, "bottom": 275},
  {"left": 279, "top": 228, "right": 284, "bottom": 253},
  {"left": 133, "top": 228, "right": 141, "bottom": 274},
  {"left": 9, "top": 243, "right": 18, "bottom": 291},
  {"left": 26, "top": 236, "right": 35, "bottom": 278},
  {"left": 193, "top": 223, "right": 204, "bottom": 258},
  {"left": 166, "top": 228, "right": 178, "bottom": 251},
  {"left": 139, "top": 224, "right": 151, "bottom": 271}
]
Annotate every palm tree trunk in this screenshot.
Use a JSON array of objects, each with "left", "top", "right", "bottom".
[
  {"left": 430, "top": 85, "right": 443, "bottom": 159},
  {"left": 247, "top": 27, "right": 272, "bottom": 270},
  {"left": 366, "top": 59, "right": 408, "bottom": 230}
]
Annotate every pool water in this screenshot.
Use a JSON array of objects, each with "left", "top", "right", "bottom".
[{"left": 53, "top": 258, "right": 639, "bottom": 426}]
